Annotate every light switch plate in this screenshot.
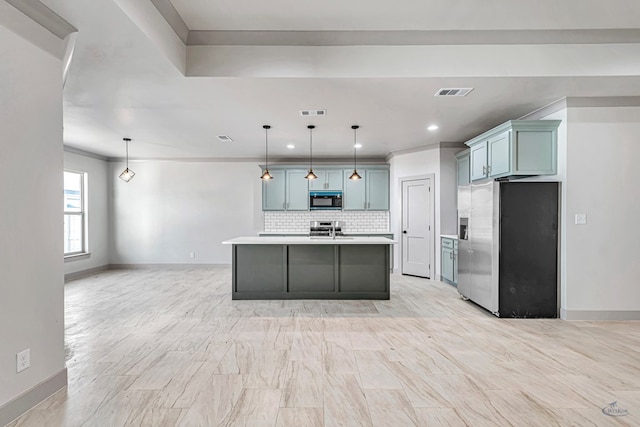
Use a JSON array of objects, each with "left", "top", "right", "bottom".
[{"left": 575, "top": 213, "right": 587, "bottom": 225}]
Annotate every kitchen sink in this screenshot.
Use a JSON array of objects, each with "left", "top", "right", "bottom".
[{"left": 309, "top": 236, "right": 354, "bottom": 240}]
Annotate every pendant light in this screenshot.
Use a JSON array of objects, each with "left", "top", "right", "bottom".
[
  {"left": 349, "top": 125, "right": 362, "bottom": 180},
  {"left": 305, "top": 125, "right": 318, "bottom": 180},
  {"left": 260, "top": 125, "right": 273, "bottom": 180},
  {"left": 119, "top": 137, "right": 135, "bottom": 182}
]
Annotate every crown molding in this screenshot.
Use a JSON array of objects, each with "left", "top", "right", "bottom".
[
  {"left": 150, "top": 0, "right": 188, "bottom": 44},
  {"left": 386, "top": 141, "right": 464, "bottom": 161},
  {"left": 5, "top": 0, "right": 76, "bottom": 40},
  {"left": 64, "top": 145, "right": 109, "bottom": 161}
]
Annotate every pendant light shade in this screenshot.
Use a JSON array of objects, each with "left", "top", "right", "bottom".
[
  {"left": 260, "top": 125, "right": 273, "bottom": 180},
  {"left": 119, "top": 137, "right": 135, "bottom": 182},
  {"left": 305, "top": 125, "right": 318, "bottom": 180},
  {"left": 349, "top": 125, "right": 362, "bottom": 180}
]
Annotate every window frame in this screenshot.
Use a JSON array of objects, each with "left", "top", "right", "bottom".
[{"left": 64, "top": 169, "right": 88, "bottom": 258}]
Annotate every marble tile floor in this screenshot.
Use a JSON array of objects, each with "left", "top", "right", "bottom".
[{"left": 6, "top": 266, "right": 640, "bottom": 426}]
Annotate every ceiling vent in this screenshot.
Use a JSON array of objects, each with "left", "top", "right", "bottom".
[
  {"left": 435, "top": 88, "right": 473, "bottom": 97},
  {"left": 300, "top": 109, "right": 326, "bottom": 117},
  {"left": 217, "top": 135, "right": 233, "bottom": 142}
]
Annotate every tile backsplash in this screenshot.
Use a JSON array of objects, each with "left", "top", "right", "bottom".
[{"left": 264, "top": 211, "right": 390, "bottom": 233}]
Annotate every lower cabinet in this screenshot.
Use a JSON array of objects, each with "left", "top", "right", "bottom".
[
  {"left": 345, "top": 233, "right": 394, "bottom": 271},
  {"left": 441, "top": 237, "right": 458, "bottom": 286}
]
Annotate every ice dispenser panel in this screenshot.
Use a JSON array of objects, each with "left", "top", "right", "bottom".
[{"left": 459, "top": 217, "right": 468, "bottom": 240}]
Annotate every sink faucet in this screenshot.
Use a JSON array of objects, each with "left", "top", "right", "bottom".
[{"left": 330, "top": 221, "right": 336, "bottom": 239}]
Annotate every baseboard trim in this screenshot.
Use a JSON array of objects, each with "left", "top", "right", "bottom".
[
  {"left": 109, "top": 263, "right": 230, "bottom": 270},
  {"left": 0, "top": 368, "right": 67, "bottom": 427},
  {"left": 561, "top": 308, "right": 640, "bottom": 320},
  {"left": 64, "top": 265, "right": 110, "bottom": 282}
]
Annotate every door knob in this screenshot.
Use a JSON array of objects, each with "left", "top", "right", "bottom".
[{"left": 403, "top": 230, "right": 407, "bottom": 234}]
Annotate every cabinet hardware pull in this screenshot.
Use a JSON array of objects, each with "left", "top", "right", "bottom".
[
  {"left": 487, "top": 165, "right": 491, "bottom": 174},
  {"left": 483, "top": 165, "right": 486, "bottom": 175}
]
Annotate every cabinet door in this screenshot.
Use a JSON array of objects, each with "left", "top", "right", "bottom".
[
  {"left": 453, "top": 240, "right": 458, "bottom": 284},
  {"left": 470, "top": 143, "right": 488, "bottom": 181},
  {"left": 343, "top": 169, "right": 366, "bottom": 210},
  {"left": 308, "top": 170, "right": 327, "bottom": 190},
  {"left": 442, "top": 247, "right": 454, "bottom": 282},
  {"left": 487, "top": 131, "right": 511, "bottom": 177},
  {"left": 326, "top": 170, "right": 344, "bottom": 191},
  {"left": 457, "top": 154, "right": 470, "bottom": 186},
  {"left": 286, "top": 170, "right": 309, "bottom": 210},
  {"left": 262, "top": 169, "right": 286, "bottom": 210},
  {"left": 366, "top": 170, "right": 389, "bottom": 210}
]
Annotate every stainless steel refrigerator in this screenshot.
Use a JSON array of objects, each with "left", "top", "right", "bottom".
[{"left": 457, "top": 181, "right": 559, "bottom": 318}]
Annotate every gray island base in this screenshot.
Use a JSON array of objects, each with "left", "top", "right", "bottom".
[{"left": 222, "top": 236, "right": 395, "bottom": 300}]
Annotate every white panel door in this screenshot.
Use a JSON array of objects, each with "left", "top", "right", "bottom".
[{"left": 402, "top": 178, "right": 432, "bottom": 278}]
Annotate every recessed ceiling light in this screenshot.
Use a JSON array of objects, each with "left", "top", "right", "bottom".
[
  {"left": 354, "top": 143, "right": 362, "bottom": 149},
  {"left": 287, "top": 144, "right": 295, "bottom": 149},
  {"left": 217, "top": 135, "right": 233, "bottom": 142},
  {"left": 427, "top": 125, "right": 439, "bottom": 131}
]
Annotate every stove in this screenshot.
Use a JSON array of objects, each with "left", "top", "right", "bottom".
[{"left": 309, "top": 221, "right": 344, "bottom": 237}]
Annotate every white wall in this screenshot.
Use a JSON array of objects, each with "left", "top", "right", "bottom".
[
  {"left": 0, "top": 26, "right": 65, "bottom": 407},
  {"left": 389, "top": 145, "right": 462, "bottom": 278},
  {"left": 64, "top": 151, "right": 110, "bottom": 275},
  {"left": 563, "top": 105, "right": 640, "bottom": 317},
  {"left": 109, "top": 161, "right": 262, "bottom": 264}
]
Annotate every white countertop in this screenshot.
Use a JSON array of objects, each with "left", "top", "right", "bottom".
[
  {"left": 223, "top": 236, "right": 396, "bottom": 245},
  {"left": 441, "top": 234, "right": 458, "bottom": 239},
  {"left": 258, "top": 231, "right": 392, "bottom": 236},
  {"left": 258, "top": 232, "right": 308, "bottom": 236}
]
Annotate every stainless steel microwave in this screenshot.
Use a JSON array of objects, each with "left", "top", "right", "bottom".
[{"left": 309, "top": 191, "right": 342, "bottom": 210}]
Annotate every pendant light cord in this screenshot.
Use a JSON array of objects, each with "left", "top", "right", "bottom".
[
  {"left": 123, "top": 137, "right": 131, "bottom": 170},
  {"left": 308, "top": 125, "right": 315, "bottom": 171},
  {"left": 353, "top": 127, "right": 357, "bottom": 170},
  {"left": 265, "top": 126, "right": 269, "bottom": 168}
]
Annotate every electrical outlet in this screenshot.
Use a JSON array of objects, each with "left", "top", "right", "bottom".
[
  {"left": 189, "top": 252, "right": 195, "bottom": 258},
  {"left": 17, "top": 349, "right": 30, "bottom": 373},
  {"left": 575, "top": 213, "right": 587, "bottom": 225}
]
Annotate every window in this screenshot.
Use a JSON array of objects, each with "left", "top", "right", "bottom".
[{"left": 64, "top": 170, "right": 87, "bottom": 256}]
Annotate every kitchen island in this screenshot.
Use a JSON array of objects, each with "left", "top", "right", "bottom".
[{"left": 222, "top": 236, "right": 395, "bottom": 300}]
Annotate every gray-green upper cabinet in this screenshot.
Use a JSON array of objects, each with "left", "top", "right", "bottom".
[
  {"left": 262, "top": 169, "right": 308, "bottom": 211},
  {"left": 286, "top": 170, "right": 309, "bottom": 210},
  {"left": 343, "top": 170, "right": 366, "bottom": 210},
  {"left": 366, "top": 169, "right": 390, "bottom": 210},
  {"left": 487, "top": 131, "right": 510, "bottom": 177},
  {"left": 262, "top": 169, "right": 286, "bottom": 210},
  {"left": 469, "top": 143, "right": 487, "bottom": 181},
  {"left": 466, "top": 120, "right": 561, "bottom": 181},
  {"left": 455, "top": 149, "right": 470, "bottom": 186},
  {"left": 343, "top": 169, "right": 389, "bottom": 211},
  {"left": 309, "top": 169, "right": 343, "bottom": 191}
]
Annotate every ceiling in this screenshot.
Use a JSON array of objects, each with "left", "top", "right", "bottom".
[{"left": 33, "top": 0, "right": 640, "bottom": 160}]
